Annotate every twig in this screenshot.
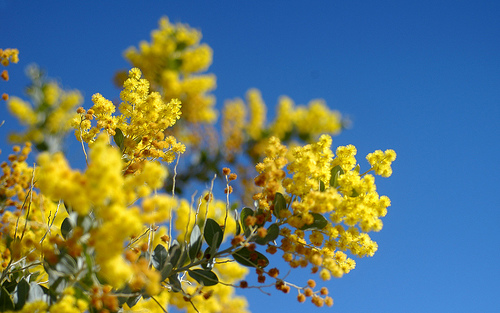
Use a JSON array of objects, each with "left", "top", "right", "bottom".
[
  {"left": 151, "top": 296, "right": 169, "bottom": 313},
  {"left": 169, "top": 152, "right": 181, "bottom": 246}
]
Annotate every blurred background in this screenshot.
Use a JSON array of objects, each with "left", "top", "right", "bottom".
[{"left": 1, "top": 1, "right": 499, "bottom": 312}]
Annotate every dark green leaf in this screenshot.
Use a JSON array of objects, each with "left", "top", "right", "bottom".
[
  {"left": 188, "top": 269, "right": 219, "bottom": 286},
  {"left": 354, "top": 164, "right": 360, "bottom": 173},
  {"left": 0, "top": 286, "right": 14, "bottom": 311},
  {"left": 330, "top": 165, "right": 344, "bottom": 188},
  {"left": 160, "top": 263, "right": 173, "bottom": 282},
  {"left": 168, "top": 241, "right": 181, "bottom": 268},
  {"left": 240, "top": 207, "right": 254, "bottom": 236},
  {"left": 114, "top": 128, "right": 125, "bottom": 151},
  {"left": 168, "top": 58, "right": 183, "bottom": 70},
  {"left": 13, "top": 279, "right": 29, "bottom": 309},
  {"left": 300, "top": 213, "right": 328, "bottom": 230},
  {"left": 188, "top": 225, "right": 203, "bottom": 261},
  {"left": 350, "top": 188, "right": 360, "bottom": 197},
  {"left": 201, "top": 246, "right": 216, "bottom": 270},
  {"left": 169, "top": 275, "right": 182, "bottom": 292},
  {"left": 273, "top": 193, "right": 287, "bottom": 218},
  {"left": 203, "top": 219, "right": 223, "bottom": 249},
  {"left": 255, "top": 223, "right": 280, "bottom": 245},
  {"left": 233, "top": 247, "right": 269, "bottom": 268},
  {"left": 60, "top": 218, "right": 73, "bottom": 240},
  {"left": 235, "top": 219, "right": 242, "bottom": 236},
  {"left": 152, "top": 244, "right": 168, "bottom": 271},
  {"left": 319, "top": 180, "right": 326, "bottom": 192},
  {"left": 126, "top": 294, "right": 142, "bottom": 308},
  {"left": 177, "top": 245, "right": 188, "bottom": 268}
]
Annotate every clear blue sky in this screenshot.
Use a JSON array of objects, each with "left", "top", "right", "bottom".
[{"left": 1, "top": 1, "right": 499, "bottom": 312}]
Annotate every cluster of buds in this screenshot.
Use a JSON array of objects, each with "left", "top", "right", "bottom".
[
  {"left": 296, "top": 279, "right": 334, "bottom": 307},
  {"left": 90, "top": 285, "right": 119, "bottom": 313}
]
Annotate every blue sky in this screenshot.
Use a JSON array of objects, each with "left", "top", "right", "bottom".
[{"left": 1, "top": 1, "right": 499, "bottom": 312}]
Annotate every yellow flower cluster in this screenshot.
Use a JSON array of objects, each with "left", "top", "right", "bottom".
[
  {"left": 6, "top": 65, "right": 83, "bottom": 151},
  {"left": 36, "top": 134, "right": 176, "bottom": 288},
  {"left": 367, "top": 149, "right": 397, "bottom": 177},
  {"left": 221, "top": 90, "right": 343, "bottom": 161},
  {"left": 0, "top": 48, "right": 19, "bottom": 66},
  {"left": 123, "top": 17, "right": 217, "bottom": 124},
  {"left": 253, "top": 137, "right": 288, "bottom": 210},
  {"left": 74, "top": 68, "right": 185, "bottom": 168},
  {"left": 222, "top": 97, "right": 246, "bottom": 160},
  {"left": 284, "top": 134, "right": 334, "bottom": 196},
  {"left": 252, "top": 135, "right": 394, "bottom": 284},
  {"left": 1, "top": 49, "right": 19, "bottom": 100}
]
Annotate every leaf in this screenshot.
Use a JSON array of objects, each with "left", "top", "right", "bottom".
[
  {"left": 114, "top": 128, "right": 125, "bottom": 151},
  {"left": 273, "top": 193, "right": 287, "bottom": 218},
  {"left": 203, "top": 218, "right": 223, "bottom": 249},
  {"left": 169, "top": 275, "right": 182, "bottom": 292},
  {"left": 60, "top": 218, "right": 73, "bottom": 240},
  {"left": 177, "top": 245, "right": 188, "bottom": 268},
  {"left": 188, "top": 225, "right": 203, "bottom": 261},
  {"left": 126, "top": 294, "right": 142, "bottom": 308},
  {"left": 330, "top": 165, "right": 344, "bottom": 188},
  {"left": 160, "top": 263, "right": 173, "bottom": 282},
  {"left": 300, "top": 213, "right": 328, "bottom": 230},
  {"left": 240, "top": 207, "right": 254, "bottom": 236},
  {"left": 319, "top": 180, "right": 326, "bottom": 192},
  {"left": 168, "top": 241, "right": 181, "bottom": 268},
  {"left": 55, "top": 254, "right": 77, "bottom": 275},
  {"left": 27, "top": 283, "right": 49, "bottom": 303},
  {"left": 201, "top": 246, "right": 216, "bottom": 270},
  {"left": 188, "top": 269, "right": 219, "bottom": 286},
  {"left": 233, "top": 247, "right": 269, "bottom": 268},
  {"left": 152, "top": 244, "right": 168, "bottom": 271},
  {"left": 13, "top": 279, "right": 29, "bottom": 309},
  {"left": 255, "top": 223, "right": 280, "bottom": 245},
  {"left": 354, "top": 164, "right": 360, "bottom": 173},
  {"left": 235, "top": 219, "right": 242, "bottom": 236},
  {"left": 0, "top": 286, "right": 14, "bottom": 311}
]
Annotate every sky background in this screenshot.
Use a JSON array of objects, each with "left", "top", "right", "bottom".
[{"left": 1, "top": 1, "right": 499, "bottom": 312}]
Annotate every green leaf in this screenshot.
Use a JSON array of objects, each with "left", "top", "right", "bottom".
[
  {"left": 273, "top": 193, "right": 287, "bottom": 218},
  {"left": 188, "top": 225, "right": 203, "bottom": 261},
  {"left": 152, "top": 244, "right": 168, "bottom": 271},
  {"left": 203, "top": 219, "right": 223, "bottom": 249},
  {"left": 233, "top": 247, "right": 269, "bottom": 268},
  {"left": 168, "top": 241, "right": 181, "bottom": 268},
  {"left": 188, "top": 269, "right": 219, "bottom": 286},
  {"left": 126, "top": 294, "right": 142, "bottom": 308},
  {"left": 168, "top": 58, "right": 183, "bottom": 70},
  {"left": 13, "top": 279, "right": 29, "bottom": 309},
  {"left": 330, "top": 165, "right": 344, "bottom": 188},
  {"left": 60, "top": 217, "right": 73, "bottom": 240},
  {"left": 235, "top": 219, "right": 242, "bottom": 236},
  {"left": 319, "top": 180, "right": 326, "bottom": 192},
  {"left": 354, "top": 164, "right": 360, "bottom": 173},
  {"left": 300, "top": 213, "right": 328, "bottom": 230},
  {"left": 255, "top": 223, "right": 280, "bottom": 245},
  {"left": 168, "top": 275, "right": 182, "bottom": 293},
  {"left": 177, "top": 245, "right": 188, "bottom": 268},
  {"left": 114, "top": 128, "right": 125, "bottom": 151},
  {"left": 1, "top": 286, "right": 14, "bottom": 311},
  {"left": 160, "top": 263, "right": 173, "bottom": 282},
  {"left": 240, "top": 207, "right": 254, "bottom": 235}
]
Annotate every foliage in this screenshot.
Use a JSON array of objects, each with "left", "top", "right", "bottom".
[{"left": 0, "top": 16, "right": 396, "bottom": 312}]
